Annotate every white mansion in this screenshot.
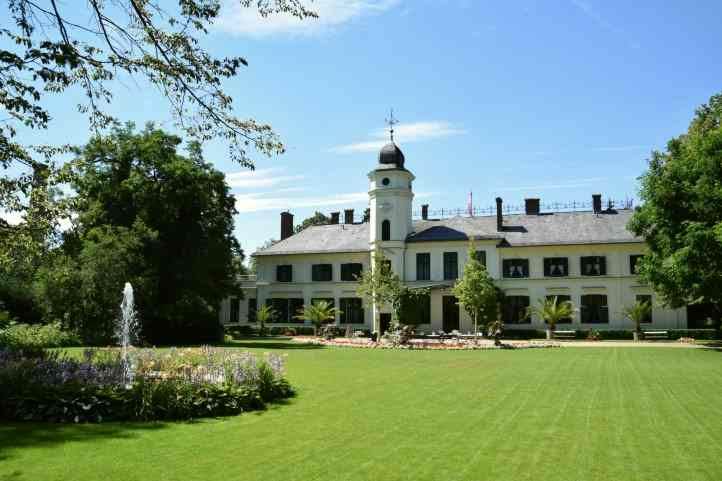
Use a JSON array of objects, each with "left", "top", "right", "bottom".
[{"left": 221, "top": 140, "right": 702, "bottom": 333}]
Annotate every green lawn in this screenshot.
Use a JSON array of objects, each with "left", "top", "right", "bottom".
[{"left": 2, "top": 342, "right": 722, "bottom": 481}]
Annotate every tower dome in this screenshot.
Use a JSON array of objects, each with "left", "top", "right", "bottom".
[{"left": 378, "top": 142, "right": 405, "bottom": 168}]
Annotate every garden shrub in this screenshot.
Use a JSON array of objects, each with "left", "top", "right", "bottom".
[
  {"left": 667, "top": 329, "right": 718, "bottom": 340},
  {"left": 0, "top": 347, "right": 293, "bottom": 423},
  {"left": 0, "top": 322, "right": 81, "bottom": 352},
  {"left": 500, "top": 329, "right": 547, "bottom": 340},
  {"left": 224, "top": 325, "right": 256, "bottom": 339}
]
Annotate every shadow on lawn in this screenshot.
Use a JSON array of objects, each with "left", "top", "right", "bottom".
[{"left": 0, "top": 422, "right": 169, "bottom": 464}]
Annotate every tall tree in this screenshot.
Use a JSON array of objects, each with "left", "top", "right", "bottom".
[
  {"left": 1, "top": 0, "right": 314, "bottom": 272},
  {"left": 452, "top": 243, "right": 499, "bottom": 334},
  {"left": 295, "top": 211, "right": 330, "bottom": 233},
  {"left": 356, "top": 248, "right": 403, "bottom": 338},
  {"left": 39, "top": 125, "right": 243, "bottom": 343},
  {"left": 628, "top": 92, "right": 722, "bottom": 323}
]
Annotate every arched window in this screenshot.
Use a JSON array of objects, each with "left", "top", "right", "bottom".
[{"left": 381, "top": 220, "right": 391, "bottom": 241}]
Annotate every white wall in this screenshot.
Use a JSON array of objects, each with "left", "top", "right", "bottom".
[
  {"left": 251, "top": 251, "right": 373, "bottom": 326},
  {"left": 231, "top": 241, "right": 686, "bottom": 331}
]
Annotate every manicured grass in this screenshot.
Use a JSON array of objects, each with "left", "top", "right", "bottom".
[{"left": 2, "top": 342, "right": 722, "bottom": 481}]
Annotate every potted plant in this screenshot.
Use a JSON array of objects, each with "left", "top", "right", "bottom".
[
  {"left": 487, "top": 319, "right": 504, "bottom": 346},
  {"left": 294, "top": 300, "right": 341, "bottom": 337},
  {"left": 623, "top": 299, "right": 652, "bottom": 341},
  {"left": 255, "top": 304, "right": 275, "bottom": 337},
  {"left": 528, "top": 296, "right": 575, "bottom": 339}
]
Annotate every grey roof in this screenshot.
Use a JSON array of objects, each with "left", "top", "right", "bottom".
[
  {"left": 408, "top": 210, "right": 641, "bottom": 246},
  {"left": 254, "top": 209, "right": 641, "bottom": 256},
  {"left": 254, "top": 223, "right": 370, "bottom": 256}
]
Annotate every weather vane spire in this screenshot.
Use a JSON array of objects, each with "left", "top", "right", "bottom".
[{"left": 385, "top": 108, "right": 398, "bottom": 142}]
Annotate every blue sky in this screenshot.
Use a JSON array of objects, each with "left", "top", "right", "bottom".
[{"left": 9, "top": 0, "right": 722, "bottom": 257}]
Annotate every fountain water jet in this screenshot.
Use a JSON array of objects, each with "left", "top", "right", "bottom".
[{"left": 117, "top": 282, "right": 138, "bottom": 386}]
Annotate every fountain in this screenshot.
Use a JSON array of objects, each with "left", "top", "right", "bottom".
[{"left": 117, "top": 282, "right": 138, "bottom": 386}]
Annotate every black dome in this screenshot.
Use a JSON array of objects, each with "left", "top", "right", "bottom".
[{"left": 378, "top": 142, "right": 405, "bottom": 168}]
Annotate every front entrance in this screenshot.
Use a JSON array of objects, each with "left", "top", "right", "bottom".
[
  {"left": 380, "top": 313, "right": 392, "bottom": 334},
  {"left": 687, "top": 303, "right": 721, "bottom": 329},
  {"left": 442, "top": 296, "right": 460, "bottom": 332}
]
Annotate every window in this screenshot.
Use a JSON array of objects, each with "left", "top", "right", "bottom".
[
  {"left": 630, "top": 255, "right": 644, "bottom": 275},
  {"left": 266, "top": 298, "right": 304, "bottom": 323},
  {"left": 473, "top": 250, "right": 487, "bottom": 267},
  {"left": 230, "top": 297, "right": 240, "bottom": 323},
  {"left": 311, "top": 264, "right": 333, "bottom": 282},
  {"left": 400, "top": 293, "right": 431, "bottom": 325},
  {"left": 635, "top": 295, "right": 653, "bottom": 323},
  {"left": 416, "top": 253, "right": 431, "bottom": 281},
  {"left": 381, "top": 220, "right": 391, "bottom": 241},
  {"left": 382, "top": 177, "right": 390, "bottom": 186},
  {"left": 544, "top": 257, "right": 568, "bottom": 277},
  {"left": 581, "top": 256, "right": 606, "bottom": 276},
  {"left": 443, "top": 252, "right": 458, "bottom": 280},
  {"left": 545, "top": 295, "right": 572, "bottom": 324},
  {"left": 248, "top": 298, "right": 257, "bottom": 322},
  {"left": 341, "top": 263, "right": 363, "bottom": 281},
  {"left": 581, "top": 295, "right": 608, "bottom": 323},
  {"left": 276, "top": 265, "right": 293, "bottom": 282},
  {"left": 340, "top": 298, "right": 364, "bottom": 324},
  {"left": 503, "top": 296, "right": 530, "bottom": 324},
  {"left": 503, "top": 259, "right": 529, "bottom": 278}
]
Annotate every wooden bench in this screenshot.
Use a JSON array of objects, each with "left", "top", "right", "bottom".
[
  {"left": 554, "top": 330, "right": 576, "bottom": 340},
  {"left": 643, "top": 330, "right": 669, "bottom": 340}
]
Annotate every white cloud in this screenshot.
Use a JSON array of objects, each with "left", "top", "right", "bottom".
[
  {"left": 235, "top": 190, "right": 435, "bottom": 213},
  {"left": 235, "top": 191, "right": 369, "bottom": 213},
  {"left": 0, "top": 210, "right": 74, "bottom": 231},
  {"left": 216, "top": 0, "right": 401, "bottom": 37},
  {"left": 0, "top": 210, "right": 24, "bottom": 226},
  {"left": 330, "top": 121, "right": 466, "bottom": 153},
  {"left": 226, "top": 168, "right": 305, "bottom": 188}
]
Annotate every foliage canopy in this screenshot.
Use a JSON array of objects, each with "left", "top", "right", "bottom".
[{"left": 628, "top": 92, "right": 722, "bottom": 319}]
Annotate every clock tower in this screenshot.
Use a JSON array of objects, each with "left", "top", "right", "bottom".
[{"left": 368, "top": 112, "right": 414, "bottom": 278}]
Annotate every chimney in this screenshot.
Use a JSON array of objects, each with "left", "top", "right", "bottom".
[
  {"left": 280, "top": 211, "right": 294, "bottom": 240},
  {"left": 421, "top": 204, "right": 429, "bottom": 220},
  {"left": 592, "top": 194, "right": 602, "bottom": 214},
  {"left": 330, "top": 212, "right": 340, "bottom": 224},
  {"left": 496, "top": 197, "right": 504, "bottom": 231},
  {"left": 344, "top": 209, "right": 354, "bottom": 224},
  {"left": 524, "top": 198, "right": 540, "bottom": 215}
]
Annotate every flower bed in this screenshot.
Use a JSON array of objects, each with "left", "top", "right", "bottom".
[
  {"left": 293, "top": 337, "right": 561, "bottom": 350},
  {"left": 0, "top": 346, "right": 293, "bottom": 423}
]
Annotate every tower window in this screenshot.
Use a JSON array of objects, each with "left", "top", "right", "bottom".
[
  {"left": 381, "top": 220, "right": 391, "bottom": 241},
  {"left": 382, "top": 177, "right": 390, "bottom": 186}
]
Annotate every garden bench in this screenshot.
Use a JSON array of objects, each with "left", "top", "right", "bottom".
[
  {"left": 553, "top": 330, "right": 576, "bottom": 340},
  {"left": 643, "top": 330, "right": 669, "bottom": 340}
]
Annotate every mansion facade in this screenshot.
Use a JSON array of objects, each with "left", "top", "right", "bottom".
[{"left": 221, "top": 141, "right": 697, "bottom": 332}]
